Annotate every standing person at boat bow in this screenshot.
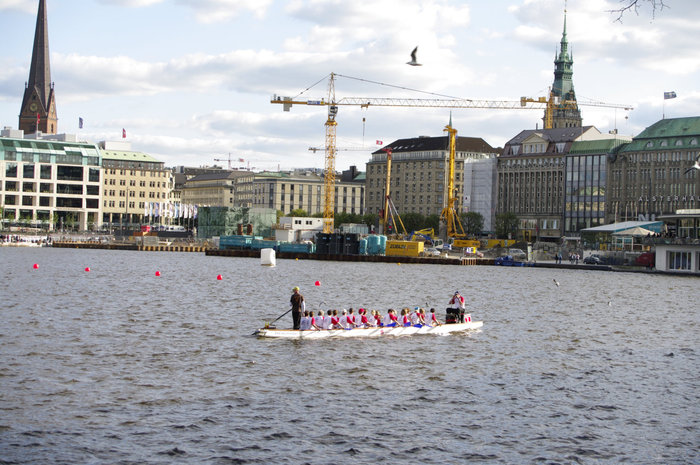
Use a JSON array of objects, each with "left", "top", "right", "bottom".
[
  {"left": 446, "top": 291, "right": 465, "bottom": 324},
  {"left": 290, "top": 286, "right": 305, "bottom": 330}
]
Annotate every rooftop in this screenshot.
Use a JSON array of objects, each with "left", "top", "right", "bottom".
[{"left": 372, "top": 135, "right": 499, "bottom": 155}]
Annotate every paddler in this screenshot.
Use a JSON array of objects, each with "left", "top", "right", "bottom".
[{"left": 290, "top": 286, "right": 305, "bottom": 330}]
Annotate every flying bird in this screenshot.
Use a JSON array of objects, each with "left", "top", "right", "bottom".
[
  {"left": 683, "top": 154, "right": 700, "bottom": 175},
  {"left": 407, "top": 46, "right": 422, "bottom": 66},
  {"left": 553, "top": 278, "right": 560, "bottom": 287}
]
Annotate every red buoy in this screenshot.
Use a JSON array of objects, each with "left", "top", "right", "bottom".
[
  {"left": 314, "top": 280, "right": 321, "bottom": 286},
  {"left": 217, "top": 274, "right": 222, "bottom": 280},
  {"left": 84, "top": 267, "right": 91, "bottom": 272},
  {"left": 33, "top": 263, "right": 39, "bottom": 269},
  {"left": 155, "top": 271, "right": 161, "bottom": 277}
]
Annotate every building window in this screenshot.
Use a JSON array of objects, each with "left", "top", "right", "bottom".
[
  {"left": 668, "top": 251, "right": 691, "bottom": 271},
  {"left": 5, "top": 163, "right": 17, "bottom": 178}
]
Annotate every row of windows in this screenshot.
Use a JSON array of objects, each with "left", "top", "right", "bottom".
[
  {"left": 629, "top": 151, "right": 698, "bottom": 163},
  {"left": 3, "top": 196, "right": 99, "bottom": 209}
]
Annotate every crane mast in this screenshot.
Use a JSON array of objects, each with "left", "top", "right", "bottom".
[
  {"left": 322, "top": 74, "right": 338, "bottom": 234},
  {"left": 382, "top": 148, "right": 392, "bottom": 234},
  {"left": 440, "top": 123, "right": 466, "bottom": 240}
]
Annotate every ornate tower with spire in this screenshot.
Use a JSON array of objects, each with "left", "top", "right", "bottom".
[
  {"left": 547, "top": 9, "right": 582, "bottom": 129},
  {"left": 19, "top": 0, "right": 57, "bottom": 134}
]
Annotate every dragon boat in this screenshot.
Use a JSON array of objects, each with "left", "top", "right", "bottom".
[{"left": 254, "top": 318, "right": 483, "bottom": 339}]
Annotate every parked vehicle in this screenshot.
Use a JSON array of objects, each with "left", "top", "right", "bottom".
[
  {"left": 583, "top": 254, "right": 603, "bottom": 265},
  {"left": 424, "top": 247, "right": 441, "bottom": 257},
  {"left": 506, "top": 248, "right": 527, "bottom": 260},
  {"left": 635, "top": 252, "right": 655, "bottom": 267}
]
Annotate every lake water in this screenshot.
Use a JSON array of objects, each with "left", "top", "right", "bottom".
[{"left": 0, "top": 247, "right": 698, "bottom": 464}]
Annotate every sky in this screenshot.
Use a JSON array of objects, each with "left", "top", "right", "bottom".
[{"left": 0, "top": 0, "right": 698, "bottom": 172}]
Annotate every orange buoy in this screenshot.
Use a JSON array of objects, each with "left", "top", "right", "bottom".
[
  {"left": 217, "top": 274, "right": 222, "bottom": 280},
  {"left": 33, "top": 263, "right": 39, "bottom": 269},
  {"left": 155, "top": 271, "right": 161, "bottom": 277}
]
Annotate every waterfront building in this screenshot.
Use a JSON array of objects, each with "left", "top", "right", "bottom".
[
  {"left": 564, "top": 137, "right": 630, "bottom": 235},
  {"left": 181, "top": 171, "right": 254, "bottom": 208},
  {"left": 273, "top": 216, "right": 324, "bottom": 242},
  {"left": 365, "top": 135, "right": 499, "bottom": 218},
  {"left": 252, "top": 169, "right": 364, "bottom": 216},
  {"left": 100, "top": 141, "right": 173, "bottom": 230},
  {"left": 498, "top": 126, "right": 607, "bottom": 241},
  {"left": 0, "top": 129, "right": 101, "bottom": 231},
  {"left": 19, "top": 0, "right": 57, "bottom": 135},
  {"left": 607, "top": 116, "right": 700, "bottom": 224}
]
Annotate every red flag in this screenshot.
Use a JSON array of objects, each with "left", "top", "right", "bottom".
[
  {"left": 36, "top": 113, "right": 40, "bottom": 126},
  {"left": 122, "top": 128, "right": 126, "bottom": 138},
  {"left": 238, "top": 158, "right": 245, "bottom": 162},
  {"left": 376, "top": 140, "right": 383, "bottom": 145}
]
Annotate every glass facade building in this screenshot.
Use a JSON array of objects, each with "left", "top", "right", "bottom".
[{"left": 565, "top": 139, "right": 627, "bottom": 234}]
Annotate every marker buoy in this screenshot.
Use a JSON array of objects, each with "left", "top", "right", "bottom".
[
  {"left": 155, "top": 271, "right": 161, "bottom": 277},
  {"left": 217, "top": 274, "right": 223, "bottom": 280},
  {"left": 314, "top": 280, "right": 321, "bottom": 286},
  {"left": 33, "top": 263, "right": 39, "bottom": 269},
  {"left": 85, "top": 267, "right": 91, "bottom": 272}
]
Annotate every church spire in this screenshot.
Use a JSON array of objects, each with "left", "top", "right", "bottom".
[
  {"left": 546, "top": 5, "right": 581, "bottom": 129},
  {"left": 19, "top": 0, "right": 57, "bottom": 134}
]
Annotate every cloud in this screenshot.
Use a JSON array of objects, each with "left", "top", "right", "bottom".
[
  {"left": 97, "top": 0, "right": 165, "bottom": 6},
  {"left": 0, "top": 0, "right": 35, "bottom": 13},
  {"left": 174, "top": 0, "right": 273, "bottom": 23},
  {"left": 509, "top": 0, "right": 700, "bottom": 76}
]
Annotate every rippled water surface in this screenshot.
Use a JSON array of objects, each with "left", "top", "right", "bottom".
[{"left": 0, "top": 247, "right": 698, "bottom": 464}]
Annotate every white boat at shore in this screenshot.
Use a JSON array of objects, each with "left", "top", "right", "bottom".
[{"left": 254, "top": 320, "right": 483, "bottom": 339}]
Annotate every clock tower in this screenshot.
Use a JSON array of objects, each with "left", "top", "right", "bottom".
[{"left": 19, "top": 0, "right": 57, "bottom": 135}]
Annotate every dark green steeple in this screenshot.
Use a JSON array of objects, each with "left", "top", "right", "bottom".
[{"left": 547, "top": 9, "right": 582, "bottom": 129}]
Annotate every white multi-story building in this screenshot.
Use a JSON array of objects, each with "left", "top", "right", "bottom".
[{"left": 1, "top": 128, "right": 102, "bottom": 231}]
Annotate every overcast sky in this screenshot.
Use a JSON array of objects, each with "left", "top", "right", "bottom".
[{"left": 0, "top": 0, "right": 698, "bottom": 171}]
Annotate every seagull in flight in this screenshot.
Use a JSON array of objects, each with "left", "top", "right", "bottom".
[
  {"left": 407, "top": 46, "right": 422, "bottom": 66},
  {"left": 553, "top": 278, "right": 560, "bottom": 287},
  {"left": 684, "top": 154, "right": 700, "bottom": 175}
]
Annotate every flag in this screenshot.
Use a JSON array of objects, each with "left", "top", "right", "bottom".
[
  {"left": 36, "top": 113, "right": 40, "bottom": 126},
  {"left": 664, "top": 91, "right": 677, "bottom": 100},
  {"left": 122, "top": 128, "right": 126, "bottom": 138},
  {"left": 79, "top": 117, "right": 83, "bottom": 129},
  {"left": 238, "top": 158, "right": 245, "bottom": 162},
  {"left": 376, "top": 140, "right": 383, "bottom": 145}
]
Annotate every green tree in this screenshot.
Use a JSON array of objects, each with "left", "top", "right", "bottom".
[
  {"left": 397, "top": 212, "right": 425, "bottom": 234},
  {"left": 461, "top": 212, "right": 484, "bottom": 237},
  {"left": 289, "top": 208, "right": 308, "bottom": 217},
  {"left": 494, "top": 212, "right": 519, "bottom": 239},
  {"left": 362, "top": 213, "right": 378, "bottom": 230},
  {"left": 425, "top": 214, "right": 440, "bottom": 232}
]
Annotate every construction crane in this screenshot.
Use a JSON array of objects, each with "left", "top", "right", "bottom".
[
  {"left": 271, "top": 72, "right": 633, "bottom": 233},
  {"left": 213, "top": 153, "right": 247, "bottom": 170},
  {"left": 214, "top": 154, "right": 234, "bottom": 169},
  {"left": 381, "top": 147, "right": 407, "bottom": 237},
  {"left": 519, "top": 89, "right": 632, "bottom": 129}
]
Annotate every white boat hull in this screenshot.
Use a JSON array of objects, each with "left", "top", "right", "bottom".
[{"left": 254, "top": 321, "right": 483, "bottom": 339}]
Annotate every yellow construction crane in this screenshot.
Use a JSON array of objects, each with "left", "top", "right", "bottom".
[
  {"left": 440, "top": 123, "right": 464, "bottom": 239},
  {"left": 520, "top": 89, "right": 632, "bottom": 129},
  {"left": 271, "top": 72, "right": 632, "bottom": 233}
]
